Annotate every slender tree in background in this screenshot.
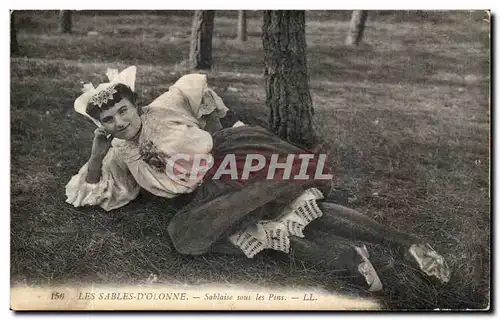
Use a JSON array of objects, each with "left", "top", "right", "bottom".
[
  {"left": 237, "top": 10, "right": 247, "bottom": 42},
  {"left": 59, "top": 10, "right": 72, "bottom": 34},
  {"left": 262, "top": 10, "right": 316, "bottom": 149},
  {"left": 11, "top": 11, "right": 19, "bottom": 56},
  {"left": 345, "top": 10, "right": 368, "bottom": 46},
  {"left": 189, "top": 10, "right": 215, "bottom": 70}
]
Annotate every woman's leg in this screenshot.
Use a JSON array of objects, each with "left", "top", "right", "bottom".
[
  {"left": 313, "top": 201, "right": 421, "bottom": 249},
  {"left": 287, "top": 235, "right": 383, "bottom": 292},
  {"left": 209, "top": 200, "right": 449, "bottom": 289},
  {"left": 312, "top": 201, "right": 451, "bottom": 284},
  {"left": 210, "top": 233, "right": 383, "bottom": 292}
]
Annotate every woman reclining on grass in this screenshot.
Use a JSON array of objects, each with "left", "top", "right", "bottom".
[{"left": 66, "top": 66, "right": 450, "bottom": 292}]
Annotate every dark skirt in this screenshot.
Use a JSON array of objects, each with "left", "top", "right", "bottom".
[{"left": 167, "top": 126, "right": 333, "bottom": 255}]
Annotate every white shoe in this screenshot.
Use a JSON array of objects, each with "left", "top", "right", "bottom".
[
  {"left": 354, "top": 245, "right": 383, "bottom": 292},
  {"left": 409, "top": 243, "right": 451, "bottom": 284},
  {"left": 232, "top": 121, "right": 246, "bottom": 127}
]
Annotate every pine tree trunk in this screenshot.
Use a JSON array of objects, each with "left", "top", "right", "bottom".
[
  {"left": 262, "top": 10, "right": 316, "bottom": 149},
  {"left": 237, "top": 10, "right": 247, "bottom": 42},
  {"left": 11, "top": 11, "right": 19, "bottom": 56},
  {"left": 189, "top": 10, "right": 215, "bottom": 70},
  {"left": 60, "top": 10, "right": 72, "bottom": 34},
  {"left": 345, "top": 10, "right": 368, "bottom": 46}
]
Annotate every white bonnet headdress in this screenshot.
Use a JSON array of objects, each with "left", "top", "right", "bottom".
[{"left": 74, "top": 66, "right": 137, "bottom": 127}]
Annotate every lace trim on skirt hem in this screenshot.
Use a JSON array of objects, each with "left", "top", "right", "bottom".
[{"left": 229, "top": 188, "right": 324, "bottom": 258}]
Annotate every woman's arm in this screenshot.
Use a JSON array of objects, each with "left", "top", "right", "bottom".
[
  {"left": 66, "top": 128, "right": 139, "bottom": 211},
  {"left": 66, "top": 146, "right": 140, "bottom": 212},
  {"left": 85, "top": 155, "right": 105, "bottom": 183},
  {"left": 85, "top": 128, "right": 112, "bottom": 183}
]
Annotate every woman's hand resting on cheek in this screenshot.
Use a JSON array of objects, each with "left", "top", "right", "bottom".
[
  {"left": 85, "top": 128, "right": 113, "bottom": 184},
  {"left": 91, "top": 127, "right": 113, "bottom": 160}
]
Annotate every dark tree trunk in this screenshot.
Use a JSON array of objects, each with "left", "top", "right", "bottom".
[
  {"left": 345, "top": 10, "right": 368, "bottom": 46},
  {"left": 262, "top": 10, "right": 316, "bottom": 149},
  {"left": 189, "top": 10, "right": 215, "bottom": 70},
  {"left": 237, "top": 10, "right": 247, "bottom": 42},
  {"left": 11, "top": 11, "right": 19, "bottom": 56},
  {"left": 59, "top": 10, "right": 72, "bottom": 34}
]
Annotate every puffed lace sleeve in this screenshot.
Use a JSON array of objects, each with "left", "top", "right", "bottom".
[
  {"left": 171, "top": 73, "right": 229, "bottom": 123},
  {"left": 65, "top": 147, "right": 140, "bottom": 212},
  {"left": 147, "top": 73, "right": 229, "bottom": 129}
]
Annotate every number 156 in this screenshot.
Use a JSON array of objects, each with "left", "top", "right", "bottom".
[{"left": 51, "top": 292, "right": 64, "bottom": 300}]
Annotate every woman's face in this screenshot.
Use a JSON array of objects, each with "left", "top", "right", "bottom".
[{"left": 99, "top": 98, "right": 142, "bottom": 140}]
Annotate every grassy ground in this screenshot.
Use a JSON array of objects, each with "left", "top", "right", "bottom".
[{"left": 11, "top": 10, "right": 490, "bottom": 309}]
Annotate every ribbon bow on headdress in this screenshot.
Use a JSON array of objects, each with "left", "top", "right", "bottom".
[{"left": 74, "top": 66, "right": 137, "bottom": 127}]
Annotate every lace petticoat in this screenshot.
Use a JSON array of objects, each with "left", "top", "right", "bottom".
[{"left": 229, "top": 188, "right": 324, "bottom": 258}]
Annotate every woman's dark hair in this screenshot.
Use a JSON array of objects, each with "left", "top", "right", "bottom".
[{"left": 86, "top": 83, "right": 138, "bottom": 121}]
